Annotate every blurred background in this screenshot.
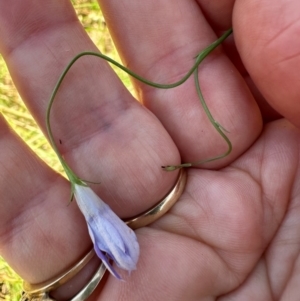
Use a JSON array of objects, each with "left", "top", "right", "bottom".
[{"left": 0, "top": 0, "right": 132, "bottom": 299}]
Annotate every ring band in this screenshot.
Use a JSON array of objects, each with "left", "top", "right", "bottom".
[
  {"left": 125, "top": 169, "right": 187, "bottom": 229},
  {"left": 20, "top": 250, "right": 106, "bottom": 301},
  {"left": 23, "top": 250, "right": 95, "bottom": 294},
  {"left": 20, "top": 169, "right": 186, "bottom": 301}
]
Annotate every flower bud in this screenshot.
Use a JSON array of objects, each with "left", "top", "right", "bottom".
[{"left": 74, "top": 184, "right": 140, "bottom": 279}]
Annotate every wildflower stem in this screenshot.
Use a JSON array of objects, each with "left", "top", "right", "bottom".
[
  {"left": 46, "top": 29, "right": 233, "bottom": 175},
  {"left": 162, "top": 63, "right": 232, "bottom": 171}
]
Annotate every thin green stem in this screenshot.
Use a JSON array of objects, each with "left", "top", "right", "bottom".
[
  {"left": 193, "top": 66, "right": 232, "bottom": 163},
  {"left": 163, "top": 64, "right": 232, "bottom": 171},
  {"left": 46, "top": 28, "right": 233, "bottom": 176}
]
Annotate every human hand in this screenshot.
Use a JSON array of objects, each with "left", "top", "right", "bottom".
[{"left": 0, "top": 0, "right": 300, "bottom": 300}]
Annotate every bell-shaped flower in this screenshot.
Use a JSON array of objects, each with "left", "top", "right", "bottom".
[{"left": 74, "top": 184, "right": 140, "bottom": 279}]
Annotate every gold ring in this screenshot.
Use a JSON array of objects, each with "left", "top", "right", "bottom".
[
  {"left": 125, "top": 169, "right": 187, "bottom": 229},
  {"left": 20, "top": 249, "right": 106, "bottom": 301},
  {"left": 20, "top": 169, "right": 186, "bottom": 301}
]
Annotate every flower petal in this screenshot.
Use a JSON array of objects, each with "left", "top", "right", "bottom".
[
  {"left": 74, "top": 184, "right": 140, "bottom": 279},
  {"left": 93, "top": 244, "right": 121, "bottom": 280}
]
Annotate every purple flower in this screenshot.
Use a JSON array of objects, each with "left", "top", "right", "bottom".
[{"left": 74, "top": 184, "right": 140, "bottom": 279}]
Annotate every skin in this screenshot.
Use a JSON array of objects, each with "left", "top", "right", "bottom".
[{"left": 0, "top": 0, "right": 300, "bottom": 300}]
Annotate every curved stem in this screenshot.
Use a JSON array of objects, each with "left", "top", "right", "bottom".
[
  {"left": 163, "top": 64, "right": 232, "bottom": 171},
  {"left": 46, "top": 28, "right": 233, "bottom": 176},
  {"left": 193, "top": 66, "right": 233, "bottom": 164}
]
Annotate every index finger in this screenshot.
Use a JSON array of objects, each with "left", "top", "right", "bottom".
[{"left": 0, "top": 0, "right": 180, "bottom": 216}]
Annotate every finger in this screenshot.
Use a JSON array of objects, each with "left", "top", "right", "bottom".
[
  {"left": 0, "top": 0, "right": 180, "bottom": 217},
  {"left": 193, "top": 3, "right": 282, "bottom": 125},
  {"left": 99, "top": 0, "right": 262, "bottom": 168},
  {"left": 0, "top": 115, "right": 95, "bottom": 299},
  {"left": 233, "top": 0, "right": 300, "bottom": 128},
  {"left": 195, "top": 1, "right": 282, "bottom": 123},
  {"left": 196, "top": 0, "right": 235, "bottom": 31}
]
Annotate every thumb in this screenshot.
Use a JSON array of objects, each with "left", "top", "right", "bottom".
[{"left": 233, "top": 0, "right": 300, "bottom": 127}]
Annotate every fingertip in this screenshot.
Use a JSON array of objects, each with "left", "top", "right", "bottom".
[{"left": 233, "top": 0, "right": 300, "bottom": 127}]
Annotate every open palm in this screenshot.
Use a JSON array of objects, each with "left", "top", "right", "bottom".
[{"left": 0, "top": 0, "right": 300, "bottom": 300}]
